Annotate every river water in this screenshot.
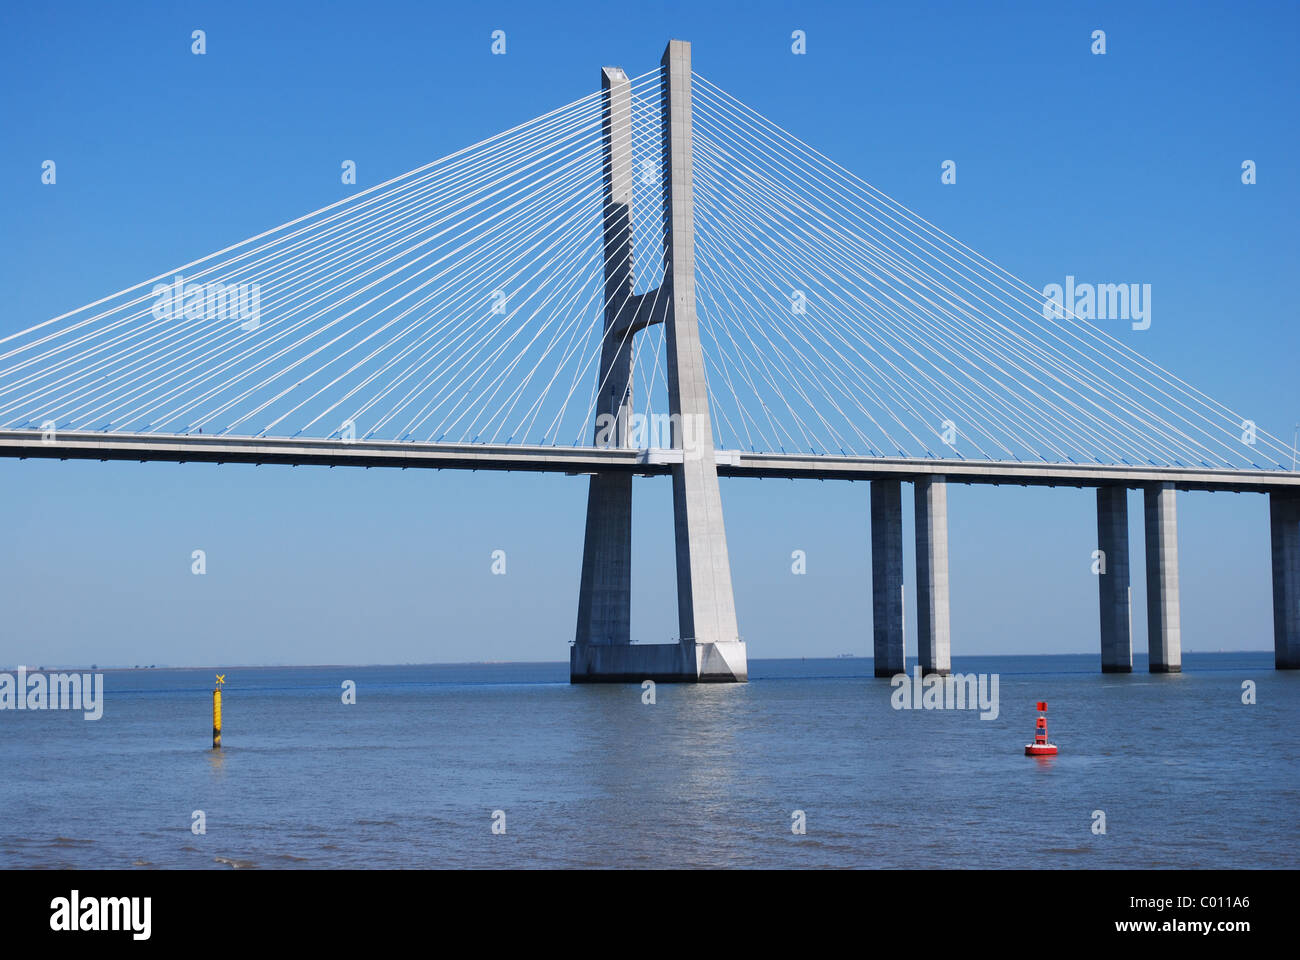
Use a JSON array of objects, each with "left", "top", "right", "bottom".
[{"left": 2, "top": 653, "right": 1295, "bottom": 868}]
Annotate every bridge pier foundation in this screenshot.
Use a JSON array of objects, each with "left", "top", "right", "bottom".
[
  {"left": 1144, "top": 482, "right": 1182, "bottom": 673},
  {"left": 914, "top": 476, "right": 951, "bottom": 675},
  {"left": 1271, "top": 492, "right": 1300, "bottom": 669},
  {"left": 871, "top": 479, "right": 905, "bottom": 677},
  {"left": 1096, "top": 486, "right": 1133, "bottom": 672}
]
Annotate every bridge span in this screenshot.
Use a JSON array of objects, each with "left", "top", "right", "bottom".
[
  {"left": 3, "top": 428, "right": 1299, "bottom": 493},
  {"left": 4, "top": 425, "right": 1299, "bottom": 677}
]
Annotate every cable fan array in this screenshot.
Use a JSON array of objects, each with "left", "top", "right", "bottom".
[
  {"left": 0, "top": 65, "right": 1291, "bottom": 471},
  {"left": 690, "top": 73, "right": 1293, "bottom": 470},
  {"left": 0, "top": 71, "right": 672, "bottom": 448}
]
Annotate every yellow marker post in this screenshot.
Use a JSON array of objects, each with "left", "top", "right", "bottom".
[{"left": 212, "top": 674, "right": 225, "bottom": 749}]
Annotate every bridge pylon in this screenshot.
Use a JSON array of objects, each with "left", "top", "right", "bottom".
[{"left": 571, "top": 40, "right": 747, "bottom": 683}]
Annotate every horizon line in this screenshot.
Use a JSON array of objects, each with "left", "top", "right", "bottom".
[{"left": 0, "top": 650, "right": 1274, "bottom": 672}]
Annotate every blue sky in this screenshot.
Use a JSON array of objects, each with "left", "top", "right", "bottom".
[{"left": 1, "top": 0, "right": 1296, "bottom": 667}]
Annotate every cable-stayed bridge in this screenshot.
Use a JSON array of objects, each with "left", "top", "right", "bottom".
[{"left": 3, "top": 40, "right": 1297, "bottom": 680}]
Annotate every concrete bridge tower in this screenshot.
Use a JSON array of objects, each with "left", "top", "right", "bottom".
[{"left": 571, "top": 40, "right": 747, "bottom": 683}]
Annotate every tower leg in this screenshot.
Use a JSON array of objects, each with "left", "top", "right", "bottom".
[
  {"left": 572, "top": 66, "right": 641, "bottom": 680},
  {"left": 662, "top": 40, "right": 745, "bottom": 682},
  {"left": 574, "top": 472, "right": 632, "bottom": 647}
]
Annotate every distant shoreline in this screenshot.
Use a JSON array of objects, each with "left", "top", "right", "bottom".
[{"left": 1, "top": 651, "right": 1274, "bottom": 672}]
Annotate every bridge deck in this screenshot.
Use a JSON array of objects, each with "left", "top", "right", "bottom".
[{"left": 2, "top": 429, "right": 1297, "bottom": 493}]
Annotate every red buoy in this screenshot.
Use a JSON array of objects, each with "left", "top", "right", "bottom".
[{"left": 1025, "top": 701, "right": 1058, "bottom": 756}]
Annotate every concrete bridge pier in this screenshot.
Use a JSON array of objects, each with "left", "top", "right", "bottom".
[
  {"left": 1144, "top": 482, "right": 1182, "bottom": 673},
  {"left": 914, "top": 475, "right": 951, "bottom": 675},
  {"left": 1096, "top": 485, "right": 1134, "bottom": 672},
  {"left": 870, "top": 479, "right": 905, "bottom": 677},
  {"left": 1271, "top": 492, "right": 1300, "bottom": 669}
]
